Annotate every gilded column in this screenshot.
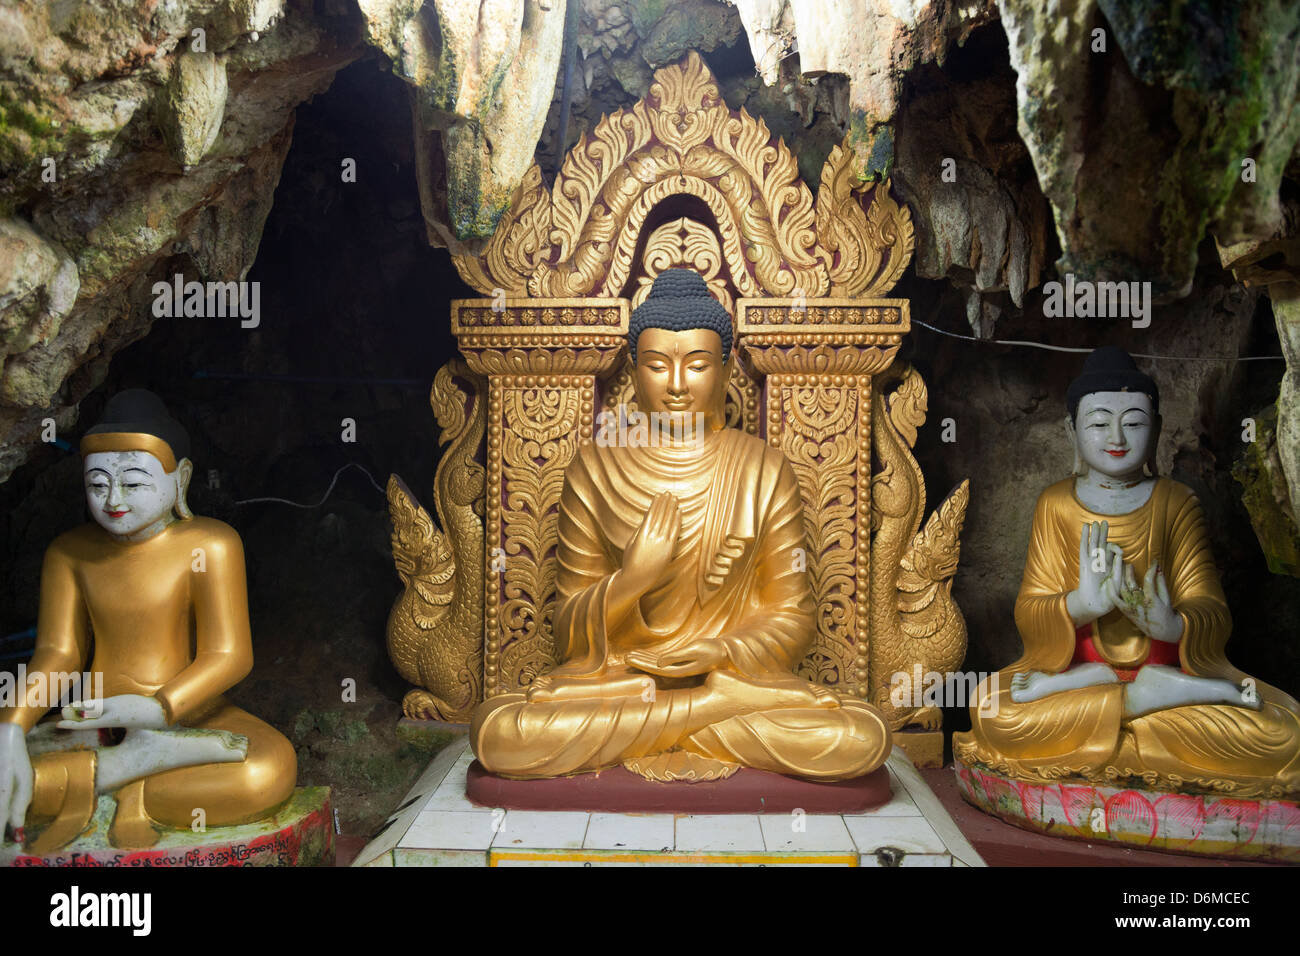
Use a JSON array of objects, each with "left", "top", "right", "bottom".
[
  {"left": 452, "top": 299, "right": 629, "bottom": 697},
  {"left": 738, "top": 298, "right": 909, "bottom": 700}
]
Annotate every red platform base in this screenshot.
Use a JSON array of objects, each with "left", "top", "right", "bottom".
[{"left": 465, "top": 761, "right": 891, "bottom": 814}]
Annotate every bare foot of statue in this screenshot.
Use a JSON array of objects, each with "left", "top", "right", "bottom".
[
  {"left": 95, "top": 727, "right": 249, "bottom": 793},
  {"left": 24, "top": 723, "right": 101, "bottom": 756},
  {"left": 1122, "top": 664, "right": 1262, "bottom": 719},
  {"left": 1010, "top": 663, "right": 1119, "bottom": 704}
]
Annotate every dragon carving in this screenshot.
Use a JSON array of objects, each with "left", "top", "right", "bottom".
[
  {"left": 869, "top": 365, "right": 971, "bottom": 732},
  {"left": 386, "top": 360, "right": 486, "bottom": 722}
]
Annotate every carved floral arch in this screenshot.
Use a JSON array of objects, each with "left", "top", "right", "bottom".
[{"left": 452, "top": 51, "right": 914, "bottom": 302}]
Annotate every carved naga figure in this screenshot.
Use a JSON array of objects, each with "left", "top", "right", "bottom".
[
  {"left": 386, "top": 361, "right": 486, "bottom": 721},
  {"left": 870, "top": 366, "right": 971, "bottom": 731}
]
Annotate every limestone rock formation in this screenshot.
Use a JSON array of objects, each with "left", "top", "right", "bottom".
[
  {"left": 356, "top": 0, "right": 568, "bottom": 245},
  {"left": 1267, "top": 285, "right": 1300, "bottom": 539},
  {"left": 891, "top": 32, "right": 1051, "bottom": 336},
  {"left": 3, "top": 0, "right": 1300, "bottom": 747},
  {"left": 0, "top": 0, "right": 363, "bottom": 481},
  {"left": 1234, "top": 404, "right": 1300, "bottom": 577},
  {"left": 0, "top": 218, "right": 79, "bottom": 365},
  {"left": 730, "top": 0, "right": 998, "bottom": 179},
  {"left": 998, "top": 0, "right": 1300, "bottom": 299},
  {"left": 1217, "top": 199, "right": 1300, "bottom": 576},
  {"left": 159, "top": 51, "right": 230, "bottom": 169}
]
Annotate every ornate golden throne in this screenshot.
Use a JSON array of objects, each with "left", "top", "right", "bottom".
[{"left": 386, "top": 52, "right": 970, "bottom": 767}]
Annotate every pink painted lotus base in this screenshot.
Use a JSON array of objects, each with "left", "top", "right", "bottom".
[{"left": 954, "top": 759, "right": 1300, "bottom": 863}]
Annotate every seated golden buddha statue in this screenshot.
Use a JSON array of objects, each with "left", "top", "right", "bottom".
[
  {"left": 0, "top": 389, "right": 297, "bottom": 853},
  {"left": 954, "top": 347, "right": 1300, "bottom": 797},
  {"left": 471, "top": 269, "right": 891, "bottom": 782}
]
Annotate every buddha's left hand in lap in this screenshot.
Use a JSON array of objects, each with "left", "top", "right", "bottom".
[
  {"left": 1105, "top": 560, "right": 1184, "bottom": 643},
  {"left": 626, "top": 640, "right": 728, "bottom": 677},
  {"left": 56, "top": 694, "right": 168, "bottom": 730}
]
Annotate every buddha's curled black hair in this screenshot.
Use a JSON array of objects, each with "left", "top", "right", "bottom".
[{"left": 628, "top": 268, "right": 733, "bottom": 362}]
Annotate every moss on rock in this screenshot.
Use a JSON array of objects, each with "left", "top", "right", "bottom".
[
  {"left": 639, "top": 1, "right": 741, "bottom": 68},
  {"left": 1233, "top": 405, "right": 1300, "bottom": 577}
]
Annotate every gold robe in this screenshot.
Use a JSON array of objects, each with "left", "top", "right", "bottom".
[
  {"left": 953, "top": 477, "right": 1300, "bottom": 797},
  {"left": 471, "top": 428, "right": 890, "bottom": 780},
  {"left": 3, "top": 517, "right": 297, "bottom": 832}
]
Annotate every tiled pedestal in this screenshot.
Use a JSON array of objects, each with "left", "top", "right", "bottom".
[{"left": 356, "top": 741, "right": 984, "bottom": 867}]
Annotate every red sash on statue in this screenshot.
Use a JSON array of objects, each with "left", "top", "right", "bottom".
[{"left": 1071, "top": 623, "right": 1182, "bottom": 682}]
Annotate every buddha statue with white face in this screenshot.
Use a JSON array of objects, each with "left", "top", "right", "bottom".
[
  {"left": 470, "top": 269, "right": 892, "bottom": 782},
  {"left": 0, "top": 389, "right": 297, "bottom": 854},
  {"left": 954, "top": 347, "right": 1300, "bottom": 797}
]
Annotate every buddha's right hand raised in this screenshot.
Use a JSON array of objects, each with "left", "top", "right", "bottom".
[
  {"left": 0, "top": 723, "right": 33, "bottom": 844},
  {"left": 1067, "top": 520, "right": 1121, "bottom": 626},
  {"left": 619, "top": 492, "right": 680, "bottom": 597}
]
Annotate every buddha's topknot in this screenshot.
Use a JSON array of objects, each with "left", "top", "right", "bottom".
[
  {"left": 629, "top": 268, "right": 733, "bottom": 362},
  {"left": 84, "top": 388, "right": 191, "bottom": 461},
  {"left": 1066, "top": 346, "right": 1160, "bottom": 422}
]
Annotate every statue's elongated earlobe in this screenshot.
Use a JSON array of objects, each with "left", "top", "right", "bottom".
[
  {"left": 174, "top": 458, "right": 194, "bottom": 520},
  {"left": 712, "top": 354, "right": 734, "bottom": 430},
  {"left": 1065, "top": 415, "right": 1086, "bottom": 477},
  {"left": 1144, "top": 415, "right": 1162, "bottom": 478}
]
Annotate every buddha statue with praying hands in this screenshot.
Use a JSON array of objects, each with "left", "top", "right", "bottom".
[
  {"left": 470, "top": 269, "right": 892, "bottom": 782},
  {"left": 0, "top": 389, "right": 297, "bottom": 854},
  {"left": 954, "top": 347, "right": 1300, "bottom": 798}
]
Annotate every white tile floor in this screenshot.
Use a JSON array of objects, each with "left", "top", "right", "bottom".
[{"left": 356, "top": 739, "right": 986, "bottom": 867}]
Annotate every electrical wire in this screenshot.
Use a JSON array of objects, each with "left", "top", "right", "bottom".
[
  {"left": 911, "top": 319, "right": 1286, "bottom": 362},
  {"left": 234, "top": 462, "right": 386, "bottom": 508}
]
